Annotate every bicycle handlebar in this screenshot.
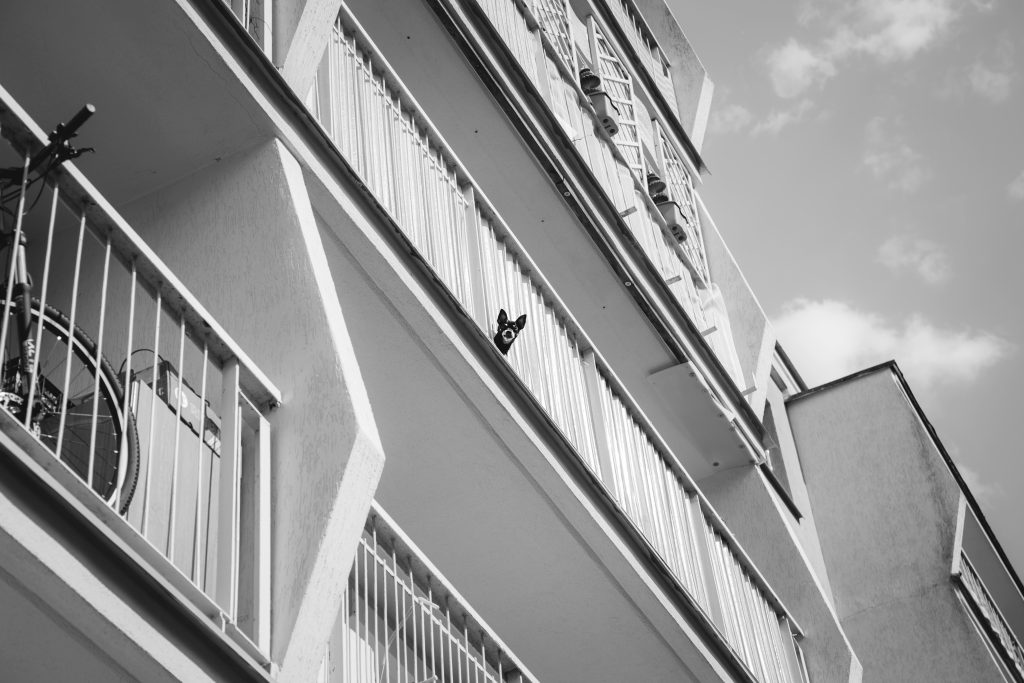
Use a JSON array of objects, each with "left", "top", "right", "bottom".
[{"left": 28, "top": 104, "right": 96, "bottom": 172}]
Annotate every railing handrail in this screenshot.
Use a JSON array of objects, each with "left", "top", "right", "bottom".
[
  {"left": 0, "top": 85, "right": 281, "bottom": 408},
  {"left": 332, "top": 1, "right": 800, "bottom": 638}
]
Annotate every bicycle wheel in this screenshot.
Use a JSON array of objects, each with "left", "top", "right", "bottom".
[{"left": 0, "top": 299, "right": 140, "bottom": 513}]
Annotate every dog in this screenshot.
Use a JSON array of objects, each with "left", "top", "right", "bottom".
[{"left": 493, "top": 309, "right": 527, "bottom": 356}]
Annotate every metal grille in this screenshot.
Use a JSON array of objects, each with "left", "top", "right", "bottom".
[
  {"left": 475, "top": 0, "right": 541, "bottom": 87},
  {"left": 702, "top": 524, "right": 803, "bottom": 683},
  {"left": 477, "top": 215, "right": 601, "bottom": 473},
  {"left": 321, "top": 513, "right": 526, "bottom": 683},
  {"left": 657, "top": 125, "right": 708, "bottom": 282},
  {"left": 311, "top": 24, "right": 477, "bottom": 315},
  {"left": 959, "top": 553, "right": 1024, "bottom": 679},
  {"left": 595, "top": 373, "right": 709, "bottom": 609},
  {"left": 532, "top": 0, "right": 576, "bottom": 74},
  {"left": 589, "top": 18, "right": 644, "bottom": 177}
]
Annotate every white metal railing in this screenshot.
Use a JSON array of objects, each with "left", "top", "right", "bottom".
[
  {"left": 319, "top": 504, "right": 535, "bottom": 683},
  {"left": 308, "top": 22, "right": 476, "bottom": 313},
  {"left": 958, "top": 553, "right": 1024, "bottom": 679},
  {"left": 307, "top": 6, "right": 804, "bottom": 681},
  {"left": 589, "top": 17, "right": 644, "bottom": 177},
  {"left": 222, "top": 0, "right": 273, "bottom": 58},
  {"left": 656, "top": 122, "right": 709, "bottom": 282},
  {"left": 476, "top": 213, "right": 602, "bottom": 471},
  {"left": 0, "top": 86, "right": 277, "bottom": 658}
]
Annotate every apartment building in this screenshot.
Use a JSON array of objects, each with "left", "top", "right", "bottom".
[{"left": 0, "top": 0, "right": 1019, "bottom": 681}]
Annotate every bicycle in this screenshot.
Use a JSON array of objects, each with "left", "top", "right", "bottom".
[{"left": 0, "top": 105, "right": 140, "bottom": 513}]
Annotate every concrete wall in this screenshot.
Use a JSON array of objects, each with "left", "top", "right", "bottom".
[
  {"left": 123, "top": 139, "right": 385, "bottom": 681},
  {"left": 764, "top": 379, "right": 835, "bottom": 597},
  {"left": 788, "top": 367, "right": 1008, "bottom": 681},
  {"left": 698, "top": 199, "right": 775, "bottom": 418},
  {"left": 631, "top": 0, "right": 714, "bottom": 151}
]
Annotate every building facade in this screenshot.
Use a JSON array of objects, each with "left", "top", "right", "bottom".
[{"left": 0, "top": 0, "right": 1019, "bottom": 681}]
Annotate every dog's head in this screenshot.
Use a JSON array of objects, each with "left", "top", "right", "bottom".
[{"left": 494, "top": 309, "right": 527, "bottom": 355}]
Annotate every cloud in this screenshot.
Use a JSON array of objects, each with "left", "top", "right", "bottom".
[
  {"left": 774, "top": 298, "right": 1012, "bottom": 390},
  {"left": 766, "top": 0, "right": 985, "bottom": 97},
  {"left": 767, "top": 40, "right": 837, "bottom": 98},
  {"left": 876, "top": 234, "right": 951, "bottom": 284},
  {"left": 709, "top": 103, "right": 755, "bottom": 135},
  {"left": 751, "top": 99, "right": 816, "bottom": 135},
  {"left": 937, "top": 39, "right": 1014, "bottom": 103},
  {"left": 1009, "top": 170, "right": 1024, "bottom": 201},
  {"left": 863, "top": 117, "right": 931, "bottom": 192},
  {"left": 969, "top": 62, "right": 1013, "bottom": 102}
]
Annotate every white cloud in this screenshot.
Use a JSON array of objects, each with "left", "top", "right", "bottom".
[
  {"left": 751, "top": 100, "right": 816, "bottom": 135},
  {"left": 709, "top": 103, "right": 755, "bottom": 135},
  {"left": 767, "top": 40, "right": 837, "bottom": 98},
  {"left": 876, "top": 234, "right": 951, "bottom": 284},
  {"left": 766, "top": 0, "right": 984, "bottom": 97},
  {"left": 774, "top": 298, "right": 1012, "bottom": 390},
  {"left": 863, "top": 117, "right": 931, "bottom": 192},
  {"left": 1009, "top": 170, "right": 1024, "bottom": 201},
  {"left": 969, "top": 62, "right": 1013, "bottom": 102}
]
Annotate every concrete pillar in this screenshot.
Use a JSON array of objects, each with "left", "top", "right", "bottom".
[
  {"left": 274, "top": 0, "right": 345, "bottom": 98},
  {"left": 123, "top": 138, "right": 385, "bottom": 682}
]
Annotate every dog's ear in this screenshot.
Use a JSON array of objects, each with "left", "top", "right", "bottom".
[
  {"left": 515, "top": 314, "right": 527, "bottom": 330},
  {"left": 497, "top": 309, "right": 508, "bottom": 324}
]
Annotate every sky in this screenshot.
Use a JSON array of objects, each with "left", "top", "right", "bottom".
[{"left": 668, "top": 0, "right": 1024, "bottom": 572}]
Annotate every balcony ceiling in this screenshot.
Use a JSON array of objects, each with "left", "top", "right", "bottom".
[
  {"left": 0, "top": 570, "right": 127, "bottom": 681},
  {"left": 0, "top": 0, "right": 271, "bottom": 207},
  {"left": 317, "top": 207, "right": 725, "bottom": 683}
]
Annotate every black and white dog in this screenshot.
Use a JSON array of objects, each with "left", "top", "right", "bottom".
[{"left": 493, "top": 309, "right": 527, "bottom": 356}]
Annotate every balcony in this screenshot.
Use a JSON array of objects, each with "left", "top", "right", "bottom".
[
  {"left": 318, "top": 502, "right": 538, "bottom": 683},
  {"left": 443, "top": 0, "right": 754, "bottom": 401},
  {"left": 0, "top": 83, "right": 279, "bottom": 667},
  {"left": 955, "top": 498, "right": 1024, "bottom": 680},
  {"left": 221, "top": 0, "right": 274, "bottom": 59},
  {"left": 304, "top": 7, "right": 806, "bottom": 681}
]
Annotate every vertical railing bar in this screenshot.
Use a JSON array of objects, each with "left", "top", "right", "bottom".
[
  {"left": 373, "top": 525, "right": 381, "bottom": 683},
  {"left": 54, "top": 216, "right": 86, "bottom": 461},
  {"left": 141, "top": 290, "right": 162, "bottom": 537},
  {"left": 86, "top": 237, "right": 112, "bottom": 491},
  {"left": 191, "top": 343, "right": 209, "bottom": 583},
  {"left": 0, "top": 155, "right": 30, "bottom": 366},
  {"left": 114, "top": 263, "right": 137, "bottom": 513},
  {"left": 24, "top": 185, "right": 60, "bottom": 429},
  {"left": 166, "top": 313, "right": 186, "bottom": 558}
]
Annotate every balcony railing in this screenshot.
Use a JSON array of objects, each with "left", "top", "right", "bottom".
[
  {"left": 318, "top": 502, "right": 536, "bottom": 683},
  {"left": 306, "top": 7, "right": 806, "bottom": 681},
  {"left": 957, "top": 553, "right": 1024, "bottom": 679},
  {"left": 222, "top": 0, "right": 273, "bottom": 58},
  {"left": 466, "top": 0, "right": 747, "bottom": 393},
  {"left": 0, "top": 85, "right": 278, "bottom": 661}
]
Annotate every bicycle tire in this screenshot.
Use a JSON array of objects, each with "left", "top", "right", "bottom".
[{"left": 0, "top": 299, "right": 140, "bottom": 513}]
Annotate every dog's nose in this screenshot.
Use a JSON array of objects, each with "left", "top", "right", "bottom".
[{"left": 502, "top": 330, "right": 515, "bottom": 342}]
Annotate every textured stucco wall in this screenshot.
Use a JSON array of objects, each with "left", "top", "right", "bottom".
[
  {"left": 123, "top": 139, "right": 384, "bottom": 680},
  {"left": 699, "top": 199, "right": 774, "bottom": 417},
  {"left": 631, "top": 0, "right": 713, "bottom": 151},
  {"left": 788, "top": 368, "right": 1007, "bottom": 681}
]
